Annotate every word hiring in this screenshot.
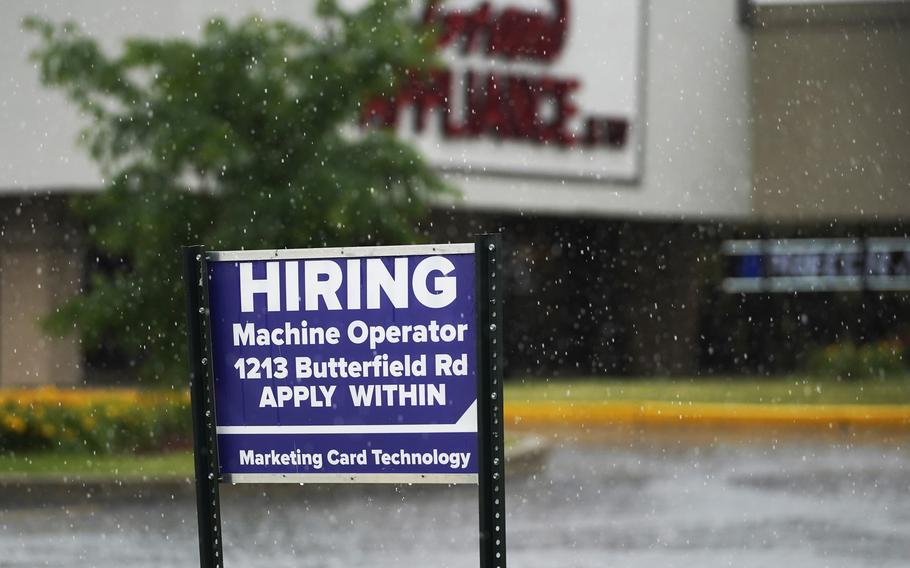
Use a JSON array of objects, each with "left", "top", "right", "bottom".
[{"left": 239, "top": 256, "right": 458, "bottom": 313}]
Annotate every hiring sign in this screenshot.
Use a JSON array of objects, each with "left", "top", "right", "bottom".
[
  {"left": 184, "top": 238, "right": 506, "bottom": 568},
  {"left": 205, "top": 244, "right": 478, "bottom": 483}
]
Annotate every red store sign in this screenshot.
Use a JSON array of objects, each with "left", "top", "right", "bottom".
[{"left": 365, "top": 0, "right": 644, "bottom": 180}]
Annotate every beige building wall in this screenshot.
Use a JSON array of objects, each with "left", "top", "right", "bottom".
[
  {"left": 0, "top": 197, "right": 82, "bottom": 386},
  {"left": 751, "top": 3, "right": 910, "bottom": 221}
]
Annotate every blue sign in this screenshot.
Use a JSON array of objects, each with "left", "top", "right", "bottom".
[
  {"left": 723, "top": 238, "right": 910, "bottom": 293},
  {"left": 206, "top": 244, "right": 478, "bottom": 483}
]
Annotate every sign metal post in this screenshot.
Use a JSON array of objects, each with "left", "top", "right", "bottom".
[
  {"left": 475, "top": 234, "right": 507, "bottom": 568},
  {"left": 183, "top": 245, "right": 224, "bottom": 568}
]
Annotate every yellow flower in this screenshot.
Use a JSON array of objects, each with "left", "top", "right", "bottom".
[{"left": 3, "top": 415, "right": 26, "bottom": 433}]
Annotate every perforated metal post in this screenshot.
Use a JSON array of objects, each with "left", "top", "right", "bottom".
[
  {"left": 475, "top": 233, "right": 506, "bottom": 568},
  {"left": 183, "top": 245, "right": 224, "bottom": 568}
]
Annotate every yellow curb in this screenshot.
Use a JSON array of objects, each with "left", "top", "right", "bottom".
[{"left": 505, "top": 401, "right": 910, "bottom": 429}]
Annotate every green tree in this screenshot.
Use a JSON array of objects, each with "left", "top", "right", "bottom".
[{"left": 25, "top": 1, "right": 448, "bottom": 384}]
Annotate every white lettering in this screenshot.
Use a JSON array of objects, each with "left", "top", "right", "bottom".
[
  {"left": 347, "top": 258, "right": 361, "bottom": 310},
  {"left": 233, "top": 322, "right": 255, "bottom": 345},
  {"left": 285, "top": 261, "right": 300, "bottom": 311},
  {"left": 412, "top": 256, "right": 457, "bottom": 308},
  {"left": 366, "top": 258, "right": 408, "bottom": 309},
  {"left": 259, "top": 386, "right": 277, "bottom": 407},
  {"left": 237, "top": 256, "right": 462, "bottom": 312},
  {"left": 239, "top": 262, "right": 280, "bottom": 312},
  {"left": 304, "top": 260, "right": 343, "bottom": 311}
]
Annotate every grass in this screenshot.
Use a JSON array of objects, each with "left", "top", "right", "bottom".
[
  {"left": 504, "top": 377, "right": 910, "bottom": 405},
  {"left": 2, "top": 377, "right": 907, "bottom": 478},
  {"left": 0, "top": 451, "right": 193, "bottom": 479}
]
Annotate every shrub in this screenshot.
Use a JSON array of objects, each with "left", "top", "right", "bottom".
[
  {"left": 0, "top": 388, "right": 190, "bottom": 454},
  {"left": 26, "top": 5, "right": 446, "bottom": 384},
  {"left": 806, "top": 340, "right": 908, "bottom": 380}
]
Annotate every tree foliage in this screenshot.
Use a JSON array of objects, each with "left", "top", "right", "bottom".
[{"left": 25, "top": 1, "right": 448, "bottom": 384}]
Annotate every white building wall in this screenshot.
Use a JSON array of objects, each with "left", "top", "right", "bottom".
[
  {"left": 0, "top": 0, "right": 753, "bottom": 220},
  {"left": 451, "top": 0, "right": 753, "bottom": 219}
]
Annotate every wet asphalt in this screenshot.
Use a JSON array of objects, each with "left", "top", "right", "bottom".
[{"left": 2, "top": 435, "right": 909, "bottom": 567}]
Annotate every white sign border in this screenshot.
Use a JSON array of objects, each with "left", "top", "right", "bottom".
[
  {"left": 207, "top": 243, "right": 474, "bottom": 262},
  {"left": 208, "top": 241, "right": 479, "bottom": 484},
  {"left": 223, "top": 473, "right": 479, "bottom": 484}
]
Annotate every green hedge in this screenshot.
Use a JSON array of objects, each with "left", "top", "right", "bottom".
[
  {"left": 806, "top": 340, "right": 908, "bottom": 380},
  {"left": 0, "top": 388, "right": 191, "bottom": 454}
]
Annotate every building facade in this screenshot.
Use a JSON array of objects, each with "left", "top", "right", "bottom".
[{"left": 0, "top": 0, "right": 907, "bottom": 384}]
